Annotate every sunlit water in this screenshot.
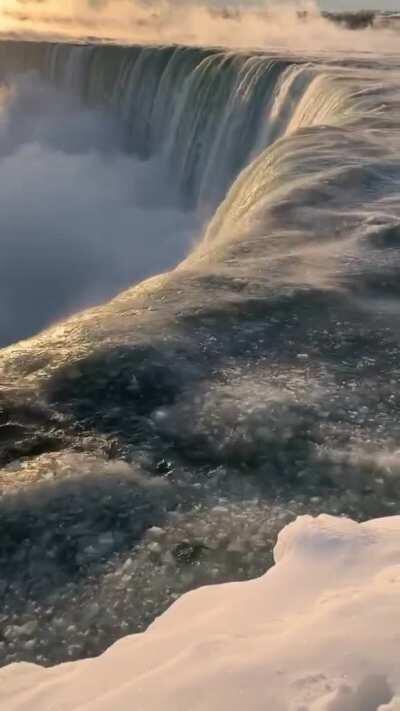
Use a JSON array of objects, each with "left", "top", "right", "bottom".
[{"left": 1, "top": 39, "right": 400, "bottom": 666}]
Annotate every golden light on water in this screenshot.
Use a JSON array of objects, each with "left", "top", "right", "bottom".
[
  {"left": 0, "top": 0, "right": 161, "bottom": 42},
  {"left": 0, "top": 2, "right": 397, "bottom": 55}
]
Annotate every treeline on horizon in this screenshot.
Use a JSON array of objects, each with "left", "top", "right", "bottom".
[
  {"left": 296, "top": 10, "right": 376, "bottom": 29},
  {"left": 212, "top": 8, "right": 399, "bottom": 31},
  {"left": 322, "top": 11, "right": 376, "bottom": 29}
]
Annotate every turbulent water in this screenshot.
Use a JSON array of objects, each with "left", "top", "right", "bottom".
[{"left": 1, "top": 39, "right": 400, "bottom": 667}]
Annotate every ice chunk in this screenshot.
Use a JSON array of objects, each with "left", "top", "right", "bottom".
[{"left": 1, "top": 515, "right": 400, "bottom": 710}]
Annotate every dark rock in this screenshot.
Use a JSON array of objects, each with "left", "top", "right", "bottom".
[{"left": 173, "top": 541, "right": 209, "bottom": 565}]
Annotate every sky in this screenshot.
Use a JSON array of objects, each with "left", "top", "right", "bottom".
[{"left": 320, "top": 1, "right": 400, "bottom": 8}]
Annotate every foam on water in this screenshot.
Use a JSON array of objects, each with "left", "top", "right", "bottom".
[{"left": 1, "top": 39, "right": 400, "bottom": 668}]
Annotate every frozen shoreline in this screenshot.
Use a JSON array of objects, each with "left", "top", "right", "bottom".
[{"left": 2, "top": 514, "right": 400, "bottom": 710}]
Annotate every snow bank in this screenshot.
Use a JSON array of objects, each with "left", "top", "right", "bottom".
[{"left": 1, "top": 514, "right": 400, "bottom": 711}]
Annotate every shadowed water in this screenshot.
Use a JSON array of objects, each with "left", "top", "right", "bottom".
[{"left": 1, "top": 40, "right": 400, "bottom": 666}]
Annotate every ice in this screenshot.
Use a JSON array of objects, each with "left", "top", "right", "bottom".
[
  {"left": 1, "top": 514, "right": 400, "bottom": 710},
  {"left": 311, "top": 676, "right": 393, "bottom": 710}
]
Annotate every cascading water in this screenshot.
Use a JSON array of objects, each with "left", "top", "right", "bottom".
[
  {"left": 0, "top": 40, "right": 359, "bottom": 347},
  {"left": 1, "top": 36, "right": 400, "bottom": 672},
  {"left": 0, "top": 41, "right": 327, "bottom": 208}
]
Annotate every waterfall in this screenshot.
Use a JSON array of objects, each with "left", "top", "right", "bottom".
[{"left": 0, "top": 41, "right": 325, "bottom": 208}]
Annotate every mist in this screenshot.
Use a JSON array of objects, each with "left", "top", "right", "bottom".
[
  {"left": 0, "top": 73, "right": 195, "bottom": 347},
  {"left": 1, "top": 0, "right": 400, "bottom": 53}
]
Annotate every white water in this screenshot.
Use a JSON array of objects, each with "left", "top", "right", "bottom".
[
  {"left": 1, "top": 35, "right": 400, "bottom": 676},
  {"left": 0, "top": 70, "right": 197, "bottom": 346},
  {"left": 0, "top": 40, "right": 377, "bottom": 347}
]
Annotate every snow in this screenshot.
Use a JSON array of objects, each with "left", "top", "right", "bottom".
[{"left": 1, "top": 514, "right": 400, "bottom": 710}]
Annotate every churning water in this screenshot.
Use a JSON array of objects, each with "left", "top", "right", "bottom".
[{"left": 1, "top": 37, "right": 400, "bottom": 666}]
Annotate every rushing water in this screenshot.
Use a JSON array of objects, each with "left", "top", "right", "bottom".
[{"left": 1, "top": 39, "right": 400, "bottom": 667}]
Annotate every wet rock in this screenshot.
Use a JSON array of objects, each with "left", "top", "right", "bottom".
[
  {"left": 173, "top": 541, "right": 208, "bottom": 565},
  {"left": 155, "top": 459, "right": 173, "bottom": 476},
  {"left": 0, "top": 424, "right": 27, "bottom": 443}
]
